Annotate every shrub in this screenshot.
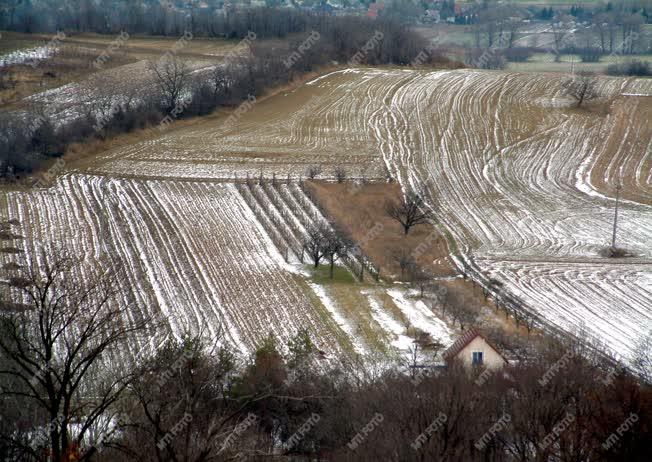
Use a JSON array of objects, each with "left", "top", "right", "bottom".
[
  {"left": 606, "top": 60, "right": 652, "bottom": 77},
  {"left": 0, "top": 71, "right": 17, "bottom": 90},
  {"left": 503, "top": 48, "right": 534, "bottom": 63},
  {"left": 579, "top": 48, "right": 602, "bottom": 63},
  {"left": 465, "top": 48, "right": 507, "bottom": 70}
]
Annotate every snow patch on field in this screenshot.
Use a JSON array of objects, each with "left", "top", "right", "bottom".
[
  {"left": 0, "top": 46, "right": 55, "bottom": 67},
  {"left": 386, "top": 288, "right": 454, "bottom": 347},
  {"left": 307, "top": 282, "right": 366, "bottom": 354},
  {"left": 365, "top": 292, "right": 414, "bottom": 351}
]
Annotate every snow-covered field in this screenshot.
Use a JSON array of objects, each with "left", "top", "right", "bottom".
[
  {"left": 88, "top": 70, "right": 388, "bottom": 180},
  {"left": 356, "top": 69, "right": 652, "bottom": 364},
  {"left": 4, "top": 67, "right": 649, "bottom": 365},
  {"left": 0, "top": 174, "right": 355, "bottom": 355},
  {"left": 1, "top": 173, "right": 436, "bottom": 360},
  {"left": 24, "top": 59, "right": 218, "bottom": 126}
]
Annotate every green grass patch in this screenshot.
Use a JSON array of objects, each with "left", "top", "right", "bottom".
[
  {"left": 293, "top": 274, "right": 357, "bottom": 355},
  {"left": 308, "top": 264, "right": 357, "bottom": 284},
  {"left": 442, "top": 228, "right": 458, "bottom": 254}
]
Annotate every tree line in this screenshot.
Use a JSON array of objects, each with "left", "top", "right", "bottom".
[
  {"left": 464, "top": 1, "right": 651, "bottom": 70},
  {"left": 1, "top": 1, "right": 309, "bottom": 38}
]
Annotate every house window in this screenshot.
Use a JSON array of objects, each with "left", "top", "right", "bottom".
[{"left": 472, "top": 351, "right": 483, "bottom": 365}]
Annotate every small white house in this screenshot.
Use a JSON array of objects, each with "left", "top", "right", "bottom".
[{"left": 442, "top": 329, "right": 507, "bottom": 370}]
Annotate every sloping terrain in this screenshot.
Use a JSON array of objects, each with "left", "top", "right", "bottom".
[
  {"left": 0, "top": 174, "right": 357, "bottom": 355},
  {"left": 87, "top": 69, "right": 391, "bottom": 180},
  {"left": 367, "top": 69, "right": 651, "bottom": 362},
  {"left": 3, "top": 67, "right": 650, "bottom": 365}
]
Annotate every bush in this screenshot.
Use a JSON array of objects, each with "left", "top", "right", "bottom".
[
  {"left": 599, "top": 246, "right": 632, "bottom": 258},
  {"left": 465, "top": 48, "right": 507, "bottom": 70},
  {"left": 606, "top": 60, "right": 652, "bottom": 76},
  {"left": 0, "top": 72, "right": 17, "bottom": 90},
  {"left": 579, "top": 48, "right": 602, "bottom": 63},
  {"left": 503, "top": 48, "right": 534, "bottom": 63}
]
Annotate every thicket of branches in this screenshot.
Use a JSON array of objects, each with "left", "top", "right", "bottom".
[
  {"left": 607, "top": 59, "right": 652, "bottom": 76},
  {"left": 1, "top": 255, "right": 650, "bottom": 461},
  {"left": 102, "top": 336, "right": 652, "bottom": 462}
]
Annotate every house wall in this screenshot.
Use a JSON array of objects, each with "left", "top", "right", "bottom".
[{"left": 456, "top": 336, "right": 506, "bottom": 370}]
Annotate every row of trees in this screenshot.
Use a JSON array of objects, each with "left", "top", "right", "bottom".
[
  {"left": 465, "top": 1, "right": 651, "bottom": 67},
  {"left": 241, "top": 174, "right": 378, "bottom": 280},
  {"left": 0, "top": 253, "right": 650, "bottom": 461},
  {"left": 1, "top": 2, "right": 311, "bottom": 38},
  {"left": 303, "top": 221, "right": 352, "bottom": 278}
]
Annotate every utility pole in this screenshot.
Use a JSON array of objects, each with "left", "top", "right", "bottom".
[{"left": 611, "top": 182, "right": 621, "bottom": 249}]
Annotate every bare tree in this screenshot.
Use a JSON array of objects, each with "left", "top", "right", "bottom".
[
  {"left": 456, "top": 305, "right": 479, "bottom": 331},
  {"left": 505, "top": 16, "right": 524, "bottom": 49},
  {"left": 303, "top": 222, "right": 328, "bottom": 268},
  {"left": 0, "top": 254, "right": 152, "bottom": 462},
  {"left": 25, "top": 102, "right": 58, "bottom": 156},
  {"left": 563, "top": 71, "right": 599, "bottom": 107},
  {"left": 306, "top": 165, "right": 322, "bottom": 179},
  {"left": 551, "top": 14, "right": 573, "bottom": 56},
  {"left": 404, "top": 342, "right": 425, "bottom": 380},
  {"left": 593, "top": 14, "right": 611, "bottom": 54},
  {"left": 476, "top": 8, "right": 500, "bottom": 48},
  {"left": 521, "top": 311, "right": 536, "bottom": 336},
  {"left": 385, "top": 192, "right": 433, "bottom": 235},
  {"left": 334, "top": 167, "right": 346, "bottom": 183},
  {"left": 209, "top": 64, "right": 229, "bottom": 103},
  {"left": 148, "top": 55, "right": 190, "bottom": 112},
  {"left": 392, "top": 248, "right": 416, "bottom": 279},
  {"left": 632, "top": 330, "right": 652, "bottom": 384},
  {"left": 621, "top": 13, "right": 645, "bottom": 55},
  {"left": 116, "top": 334, "right": 264, "bottom": 461},
  {"left": 77, "top": 73, "right": 122, "bottom": 135},
  {"left": 408, "top": 266, "right": 432, "bottom": 298},
  {"left": 322, "top": 227, "right": 352, "bottom": 279}
]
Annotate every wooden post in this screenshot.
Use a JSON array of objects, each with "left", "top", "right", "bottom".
[{"left": 611, "top": 182, "right": 621, "bottom": 249}]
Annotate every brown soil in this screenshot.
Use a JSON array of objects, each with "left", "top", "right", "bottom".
[
  {"left": 304, "top": 180, "right": 454, "bottom": 279},
  {"left": 64, "top": 64, "right": 344, "bottom": 172}
]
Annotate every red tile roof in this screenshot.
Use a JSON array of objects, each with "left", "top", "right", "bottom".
[
  {"left": 442, "top": 328, "right": 507, "bottom": 363},
  {"left": 442, "top": 328, "right": 481, "bottom": 361}
]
